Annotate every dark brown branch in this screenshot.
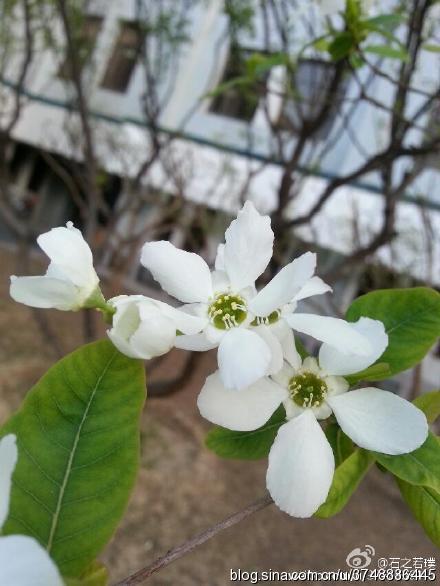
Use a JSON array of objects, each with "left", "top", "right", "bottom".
[{"left": 113, "top": 494, "right": 273, "bottom": 586}]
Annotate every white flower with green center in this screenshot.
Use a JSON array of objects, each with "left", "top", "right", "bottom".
[
  {"left": 107, "top": 295, "right": 205, "bottom": 360},
  {"left": 0, "top": 435, "right": 64, "bottom": 585},
  {"left": 10, "top": 222, "right": 101, "bottom": 311},
  {"left": 197, "top": 318, "right": 428, "bottom": 518},
  {"left": 141, "top": 201, "right": 374, "bottom": 390},
  {"left": 141, "top": 201, "right": 276, "bottom": 390}
]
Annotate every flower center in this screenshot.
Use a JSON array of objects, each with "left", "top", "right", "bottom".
[
  {"left": 288, "top": 372, "right": 328, "bottom": 408},
  {"left": 208, "top": 292, "right": 247, "bottom": 329},
  {"left": 251, "top": 309, "right": 281, "bottom": 326}
]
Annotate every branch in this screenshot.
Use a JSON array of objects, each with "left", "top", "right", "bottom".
[{"left": 113, "top": 494, "right": 273, "bottom": 586}]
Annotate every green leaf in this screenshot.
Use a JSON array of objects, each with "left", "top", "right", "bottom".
[
  {"left": 325, "top": 423, "right": 354, "bottom": 466},
  {"left": 362, "top": 14, "right": 406, "bottom": 31},
  {"left": 295, "top": 336, "right": 309, "bottom": 360},
  {"left": 345, "top": 362, "right": 391, "bottom": 385},
  {"left": 316, "top": 450, "right": 373, "bottom": 518},
  {"left": 65, "top": 561, "right": 108, "bottom": 586},
  {"left": 0, "top": 340, "right": 146, "bottom": 578},
  {"left": 329, "top": 32, "right": 355, "bottom": 61},
  {"left": 205, "top": 405, "right": 285, "bottom": 460},
  {"left": 363, "top": 44, "right": 409, "bottom": 61},
  {"left": 397, "top": 479, "right": 440, "bottom": 548},
  {"left": 423, "top": 43, "right": 440, "bottom": 53},
  {"left": 413, "top": 391, "right": 440, "bottom": 424},
  {"left": 313, "top": 36, "right": 331, "bottom": 52},
  {"left": 346, "top": 287, "right": 440, "bottom": 378},
  {"left": 374, "top": 432, "right": 440, "bottom": 492}
]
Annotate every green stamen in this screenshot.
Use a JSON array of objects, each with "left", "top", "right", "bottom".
[
  {"left": 251, "top": 309, "right": 281, "bottom": 326},
  {"left": 208, "top": 292, "right": 247, "bottom": 330},
  {"left": 288, "top": 372, "right": 327, "bottom": 408}
]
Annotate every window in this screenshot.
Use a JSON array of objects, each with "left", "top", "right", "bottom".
[
  {"left": 210, "top": 47, "right": 267, "bottom": 121},
  {"left": 277, "top": 59, "right": 345, "bottom": 135},
  {"left": 58, "top": 15, "right": 102, "bottom": 80},
  {"left": 100, "top": 22, "right": 143, "bottom": 92}
]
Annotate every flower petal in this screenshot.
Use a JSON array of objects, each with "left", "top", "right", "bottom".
[
  {"left": 37, "top": 222, "right": 97, "bottom": 289},
  {"left": 253, "top": 326, "right": 284, "bottom": 375},
  {"left": 223, "top": 201, "right": 274, "bottom": 291},
  {"left": 0, "top": 535, "right": 64, "bottom": 585},
  {"left": 141, "top": 241, "right": 213, "bottom": 303},
  {"left": 108, "top": 296, "right": 177, "bottom": 359},
  {"left": 218, "top": 327, "right": 271, "bottom": 390},
  {"left": 156, "top": 301, "right": 207, "bottom": 335},
  {"left": 0, "top": 435, "right": 17, "bottom": 531},
  {"left": 266, "top": 410, "right": 334, "bottom": 517},
  {"left": 327, "top": 388, "right": 428, "bottom": 455},
  {"left": 319, "top": 317, "right": 388, "bottom": 376},
  {"left": 215, "top": 243, "right": 225, "bottom": 270},
  {"left": 249, "top": 253, "right": 316, "bottom": 316},
  {"left": 293, "top": 276, "right": 332, "bottom": 301},
  {"left": 129, "top": 317, "right": 176, "bottom": 359},
  {"left": 286, "top": 313, "right": 372, "bottom": 355},
  {"left": 271, "top": 321, "right": 302, "bottom": 369},
  {"left": 10, "top": 276, "right": 79, "bottom": 310},
  {"left": 197, "top": 372, "right": 287, "bottom": 431},
  {"left": 174, "top": 333, "right": 218, "bottom": 351}
]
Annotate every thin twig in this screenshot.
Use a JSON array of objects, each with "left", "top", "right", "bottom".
[{"left": 113, "top": 494, "right": 273, "bottom": 586}]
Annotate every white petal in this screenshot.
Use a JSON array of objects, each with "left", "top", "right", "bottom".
[
  {"left": 293, "top": 276, "right": 332, "bottom": 301},
  {"left": 286, "top": 314, "right": 372, "bottom": 355},
  {"left": 197, "top": 372, "right": 287, "bottom": 431},
  {"left": 272, "top": 321, "right": 302, "bottom": 369},
  {"left": 141, "top": 241, "right": 213, "bottom": 303},
  {"left": 10, "top": 276, "right": 79, "bottom": 310},
  {"left": 0, "top": 435, "right": 17, "bottom": 531},
  {"left": 249, "top": 253, "right": 316, "bottom": 316},
  {"left": 156, "top": 301, "right": 207, "bottom": 335},
  {"left": 266, "top": 410, "right": 335, "bottom": 517},
  {"left": 108, "top": 296, "right": 177, "bottom": 359},
  {"left": 254, "top": 326, "right": 284, "bottom": 375},
  {"left": 223, "top": 201, "right": 274, "bottom": 291},
  {"left": 174, "top": 333, "right": 218, "bottom": 351},
  {"left": 218, "top": 328, "right": 272, "bottom": 390},
  {"left": 211, "top": 270, "right": 230, "bottom": 293},
  {"left": 129, "top": 318, "right": 176, "bottom": 359},
  {"left": 327, "top": 388, "right": 428, "bottom": 455},
  {"left": 302, "top": 356, "right": 321, "bottom": 374},
  {"left": 271, "top": 362, "right": 295, "bottom": 388},
  {"left": 0, "top": 535, "right": 64, "bottom": 585},
  {"left": 37, "top": 223, "right": 97, "bottom": 289},
  {"left": 215, "top": 243, "right": 225, "bottom": 270},
  {"left": 319, "top": 318, "right": 388, "bottom": 376}
]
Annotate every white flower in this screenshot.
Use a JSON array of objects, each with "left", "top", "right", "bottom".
[
  {"left": 10, "top": 222, "right": 100, "bottom": 311},
  {"left": 197, "top": 318, "right": 428, "bottom": 518},
  {"left": 107, "top": 295, "right": 206, "bottom": 360},
  {"left": 141, "top": 201, "right": 370, "bottom": 390},
  {"left": 0, "top": 435, "right": 64, "bottom": 585},
  {"left": 141, "top": 201, "right": 276, "bottom": 390}
]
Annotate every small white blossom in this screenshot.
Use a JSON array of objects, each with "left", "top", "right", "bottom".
[
  {"left": 107, "top": 295, "right": 205, "bottom": 360},
  {"left": 141, "top": 201, "right": 371, "bottom": 391},
  {"left": 197, "top": 319, "right": 428, "bottom": 518},
  {"left": 10, "top": 222, "right": 100, "bottom": 311},
  {"left": 0, "top": 435, "right": 64, "bottom": 585}
]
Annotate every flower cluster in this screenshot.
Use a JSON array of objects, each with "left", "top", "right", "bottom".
[{"left": 9, "top": 202, "right": 428, "bottom": 518}]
